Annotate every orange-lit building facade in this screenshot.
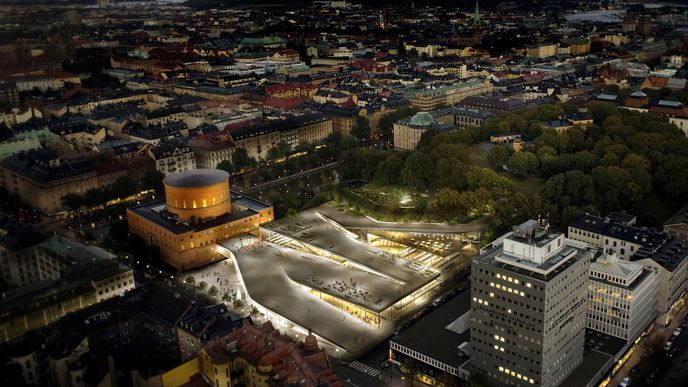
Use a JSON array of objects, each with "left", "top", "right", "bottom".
[{"left": 127, "top": 169, "right": 273, "bottom": 270}]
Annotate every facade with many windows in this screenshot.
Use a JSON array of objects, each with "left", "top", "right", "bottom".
[
  {"left": 470, "top": 220, "right": 596, "bottom": 387},
  {"left": 587, "top": 253, "right": 659, "bottom": 340},
  {"left": 149, "top": 138, "right": 196, "bottom": 176}
]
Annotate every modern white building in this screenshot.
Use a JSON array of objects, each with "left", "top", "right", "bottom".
[
  {"left": 587, "top": 253, "right": 659, "bottom": 340},
  {"left": 569, "top": 213, "right": 688, "bottom": 326}
]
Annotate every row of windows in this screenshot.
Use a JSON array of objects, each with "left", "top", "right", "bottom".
[{"left": 497, "top": 366, "right": 535, "bottom": 384}]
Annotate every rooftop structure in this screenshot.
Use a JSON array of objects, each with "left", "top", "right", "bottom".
[
  {"left": 198, "top": 320, "right": 342, "bottom": 387},
  {"left": 390, "top": 291, "right": 472, "bottom": 384}
]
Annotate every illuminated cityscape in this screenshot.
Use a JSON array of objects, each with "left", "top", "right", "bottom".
[{"left": 0, "top": 1, "right": 688, "bottom": 387}]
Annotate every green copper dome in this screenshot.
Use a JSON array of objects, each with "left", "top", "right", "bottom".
[{"left": 409, "top": 112, "right": 434, "bottom": 127}]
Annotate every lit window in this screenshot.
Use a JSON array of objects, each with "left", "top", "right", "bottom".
[
  {"left": 192, "top": 200, "right": 197, "bottom": 208},
  {"left": 527, "top": 283, "right": 532, "bottom": 288}
]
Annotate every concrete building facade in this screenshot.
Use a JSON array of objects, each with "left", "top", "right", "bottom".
[
  {"left": 587, "top": 253, "right": 659, "bottom": 340},
  {"left": 470, "top": 220, "right": 595, "bottom": 387}
]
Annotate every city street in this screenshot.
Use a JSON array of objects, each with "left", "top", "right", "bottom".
[{"left": 608, "top": 303, "right": 688, "bottom": 387}]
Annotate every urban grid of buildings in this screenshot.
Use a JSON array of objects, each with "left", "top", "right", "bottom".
[{"left": 0, "top": 0, "right": 687, "bottom": 387}]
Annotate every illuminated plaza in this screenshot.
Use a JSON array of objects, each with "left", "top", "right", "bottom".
[{"left": 209, "top": 204, "right": 489, "bottom": 359}]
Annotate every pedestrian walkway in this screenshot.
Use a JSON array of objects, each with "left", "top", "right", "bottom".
[{"left": 347, "top": 360, "right": 381, "bottom": 377}]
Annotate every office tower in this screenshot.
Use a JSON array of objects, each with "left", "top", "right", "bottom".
[{"left": 470, "top": 220, "right": 595, "bottom": 387}]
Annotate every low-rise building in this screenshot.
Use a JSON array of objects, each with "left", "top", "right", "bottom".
[
  {"left": 228, "top": 114, "right": 332, "bottom": 161},
  {"left": 407, "top": 79, "right": 493, "bottom": 111},
  {"left": 197, "top": 320, "right": 342, "bottom": 387},
  {"left": 0, "top": 149, "right": 99, "bottom": 216},
  {"left": 149, "top": 138, "right": 196, "bottom": 176},
  {"left": 393, "top": 112, "right": 456, "bottom": 150},
  {"left": 127, "top": 169, "right": 273, "bottom": 270},
  {"left": 489, "top": 131, "right": 521, "bottom": 144},
  {"left": 568, "top": 213, "right": 665, "bottom": 260},
  {"left": 632, "top": 238, "right": 688, "bottom": 325},
  {"left": 389, "top": 291, "right": 470, "bottom": 385},
  {"left": 664, "top": 206, "right": 688, "bottom": 241},
  {"left": 432, "top": 106, "right": 494, "bottom": 128},
  {"left": 569, "top": 213, "right": 688, "bottom": 325},
  {"left": 176, "top": 304, "right": 245, "bottom": 362},
  {"left": 189, "top": 135, "right": 234, "bottom": 169},
  {"left": 0, "top": 252, "right": 133, "bottom": 343},
  {"left": 587, "top": 253, "right": 659, "bottom": 341},
  {"left": 0, "top": 228, "right": 49, "bottom": 287}
]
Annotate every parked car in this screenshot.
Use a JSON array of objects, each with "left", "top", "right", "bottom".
[{"left": 619, "top": 376, "right": 631, "bottom": 387}]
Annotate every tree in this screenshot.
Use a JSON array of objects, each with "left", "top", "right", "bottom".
[
  {"left": 250, "top": 305, "right": 260, "bottom": 318},
  {"left": 266, "top": 141, "right": 292, "bottom": 161},
  {"left": 232, "top": 148, "right": 257, "bottom": 171},
  {"left": 216, "top": 160, "right": 235, "bottom": 174},
  {"left": 374, "top": 154, "right": 404, "bottom": 185},
  {"left": 141, "top": 170, "right": 164, "bottom": 194},
  {"left": 62, "top": 193, "right": 83, "bottom": 213},
  {"left": 434, "top": 159, "right": 467, "bottom": 190},
  {"left": 184, "top": 276, "right": 195, "bottom": 287},
  {"left": 507, "top": 151, "right": 538, "bottom": 177},
  {"left": 436, "top": 371, "right": 459, "bottom": 387},
  {"left": 83, "top": 188, "right": 105, "bottom": 209},
  {"left": 401, "top": 357, "right": 419, "bottom": 386},
  {"left": 222, "top": 292, "right": 232, "bottom": 302},
  {"left": 208, "top": 286, "right": 219, "bottom": 298},
  {"left": 233, "top": 299, "right": 244, "bottom": 309},
  {"left": 401, "top": 152, "right": 435, "bottom": 190},
  {"left": 487, "top": 145, "right": 514, "bottom": 170},
  {"left": 378, "top": 107, "right": 418, "bottom": 139},
  {"left": 110, "top": 176, "right": 138, "bottom": 199},
  {"left": 350, "top": 116, "right": 371, "bottom": 142},
  {"left": 197, "top": 281, "right": 208, "bottom": 291},
  {"left": 426, "top": 189, "right": 468, "bottom": 222}
]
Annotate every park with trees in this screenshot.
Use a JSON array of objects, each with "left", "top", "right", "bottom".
[{"left": 330, "top": 102, "right": 688, "bottom": 241}]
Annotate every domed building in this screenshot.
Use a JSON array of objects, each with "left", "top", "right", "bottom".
[
  {"left": 393, "top": 111, "right": 457, "bottom": 150},
  {"left": 127, "top": 169, "right": 273, "bottom": 271}
]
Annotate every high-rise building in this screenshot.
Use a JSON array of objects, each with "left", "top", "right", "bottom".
[
  {"left": 470, "top": 220, "right": 596, "bottom": 387},
  {"left": 587, "top": 253, "right": 658, "bottom": 341}
]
